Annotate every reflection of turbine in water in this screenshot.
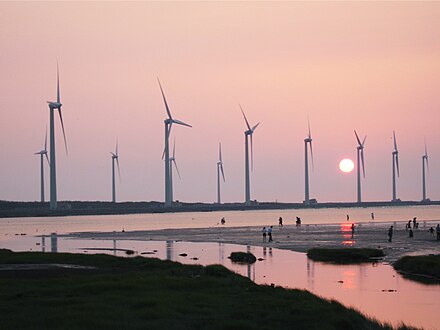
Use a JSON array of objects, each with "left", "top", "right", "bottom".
[
  {"left": 41, "top": 235, "right": 46, "bottom": 253},
  {"left": 166, "top": 240, "right": 174, "bottom": 261},
  {"left": 246, "top": 246, "right": 255, "bottom": 281},
  {"left": 218, "top": 242, "right": 224, "bottom": 263},
  {"left": 50, "top": 233, "right": 58, "bottom": 253},
  {"left": 306, "top": 258, "right": 315, "bottom": 291},
  {"left": 113, "top": 239, "right": 117, "bottom": 255}
]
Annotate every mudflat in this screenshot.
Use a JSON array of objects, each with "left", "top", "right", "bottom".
[{"left": 68, "top": 220, "right": 440, "bottom": 262}]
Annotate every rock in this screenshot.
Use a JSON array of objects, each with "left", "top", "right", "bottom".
[{"left": 179, "top": 253, "right": 188, "bottom": 257}]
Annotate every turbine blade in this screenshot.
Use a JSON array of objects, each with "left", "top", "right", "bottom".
[
  {"left": 171, "top": 119, "right": 192, "bottom": 128},
  {"left": 307, "top": 117, "right": 311, "bottom": 139},
  {"left": 396, "top": 153, "right": 400, "bottom": 177},
  {"left": 354, "top": 130, "right": 362, "bottom": 146},
  {"left": 220, "top": 164, "right": 225, "bottom": 182},
  {"left": 393, "top": 131, "right": 398, "bottom": 151},
  {"left": 116, "top": 139, "right": 118, "bottom": 157},
  {"left": 361, "top": 149, "right": 366, "bottom": 178},
  {"left": 251, "top": 122, "right": 260, "bottom": 132},
  {"left": 173, "top": 159, "right": 181, "bottom": 179},
  {"left": 157, "top": 78, "right": 172, "bottom": 120},
  {"left": 362, "top": 135, "right": 367, "bottom": 147},
  {"left": 57, "top": 61, "right": 60, "bottom": 104},
  {"left": 219, "top": 142, "right": 222, "bottom": 162},
  {"left": 310, "top": 141, "right": 314, "bottom": 171},
  {"left": 424, "top": 139, "right": 428, "bottom": 157},
  {"left": 239, "top": 104, "right": 251, "bottom": 131},
  {"left": 116, "top": 158, "right": 121, "bottom": 182},
  {"left": 44, "top": 127, "right": 47, "bottom": 151},
  {"left": 426, "top": 157, "right": 429, "bottom": 174},
  {"left": 58, "top": 108, "right": 68, "bottom": 155},
  {"left": 173, "top": 138, "right": 176, "bottom": 158},
  {"left": 45, "top": 153, "right": 50, "bottom": 166},
  {"left": 250, "top": 133, "right": 254, "bottom": 171}
]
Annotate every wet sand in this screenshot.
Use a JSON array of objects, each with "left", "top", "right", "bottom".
[{"left": 66, "top": 220, "right": 440, "bottom": 263}]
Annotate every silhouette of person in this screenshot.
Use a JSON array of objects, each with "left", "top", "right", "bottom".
[
  {"left": 406, "top": 220, "right": 411, "bottom": 230},
  {"left": 428, "top": 227, "right": 434, "bottom": 236},
  {"left": 279, "top": 217, "right": 283, "bottom": 226},
  {"left": 346, "top": 214, "right": 350, "bottom": 221},
  {"left": 268, "top": 226, "right": 273, "bottom": 242},
  {"left": 388, "top": 226, "right": 393, "bottom": 242},
  {"left": 262, "top": 227, "right": 267, "bottom": 242},
  {"left": 351, "top": 223, "right": 355, "bottom": 238},
  {"left": 371, "top": 212, "right": 375, "bottom": 220},
  {"left": 413, "top": 217, "right": 417, "bottom": 228},
  {"left": 221, "top": 217, "right": 226, "bottom": 225},
  {"left": 409, "top": 228, "right": 414, "bottom": 238},
  {"left": 436, "top": 224, "right": 440, "bottom": 240}
]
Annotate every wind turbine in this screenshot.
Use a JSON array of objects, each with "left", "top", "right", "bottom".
[
  {"left": 158, "top": 78, "right": 191, "bottom": 207},
  {"left": 111, "top": 141, "right": 121, "bottom": 203},
  {"left": 240, "top": 105, "right": 260, "bottom": 206},
  {"left": 169, "top": 139, "right": 181, "bottom": 203},
  {"left": 354, "top": 130, "right": 366, "bottom": 203},
  {"left": 217, "top": 143, "right": 225, "bottom": 204},
  {"left": 47, "top": 63, "right": 67, "bottom": 210},
  {"left": 35, "top": 129, "right": 50, "bottom": 202},
  {"left": 422, "top": 140, "right": 430, "bottom": 201},
  {"left": 391, "top": 131, "right": 400, "bottom": 202},
  {"left": 304, "top": 119, "right": 314, "bottom": 205}
]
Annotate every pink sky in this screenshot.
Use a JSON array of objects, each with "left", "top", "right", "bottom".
[{"left": 0, "top": 1, "right": 439, "bottom": 203}]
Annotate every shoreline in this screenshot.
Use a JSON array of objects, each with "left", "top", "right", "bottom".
[
  {"left": 1, "top": 200, "right": 439, "bottom": 218},
  {"left": 66, "top": 221, "right": 440, "bottom": 263}
]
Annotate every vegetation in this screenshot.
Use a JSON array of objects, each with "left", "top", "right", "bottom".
[
  {"left": 307, "top": 248, "right": 384, "bottom": 264},
  {"left": 229, "top": 251, "right": 257, "bottom": 264},
  {"left": 0, "top": 249, "right": 404, "bottom": 329},
  {"left": 394, "top": 254, "right": 440, "bottom": 282}
]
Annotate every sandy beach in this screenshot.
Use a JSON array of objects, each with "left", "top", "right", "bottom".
[{"left": 67, "top": 220, "right": 440, "bottom": 263}]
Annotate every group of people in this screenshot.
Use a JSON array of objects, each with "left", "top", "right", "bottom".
[
  {"left": 428, "top": 224, "right": 440, "bottom": 240},
  {"left": 388, "top": 220, "right": 440, "bottom": 242},
  {"left": 262, "top": 226, "right": 273, "bottom": 243}
]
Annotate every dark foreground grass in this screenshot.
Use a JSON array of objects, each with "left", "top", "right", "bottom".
[
  {"left": 307, "top": 248, "right": 384, "bottom": 264},
  {"left": 394, "top": 254, "right": 440, "bottom": 282},
  {"left": 0, "top": 249, "right": 407, "bottom": 330}
]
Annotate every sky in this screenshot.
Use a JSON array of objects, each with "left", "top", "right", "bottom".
[{"left": 0, "top": 1, "right": 439, "bottom": 203}]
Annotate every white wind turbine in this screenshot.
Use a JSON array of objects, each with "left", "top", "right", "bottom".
[
  {"left": 217, "top": 143, "right": 225, "bottom": 204},
  {"left": 47, "top": 63, "right": 68, "bottom": 210},
  {"left": 169, "top": 140, "right": 181, "bottom": 203},
  {"left": 110, "top": 141, "right": 121, "bottom": 203},
  {"left": 304, "top": 119, "right": 314, "bottom": 205},
  {"left": 422, "top": 140, "right": 430, "bottom": 201},
  {"left": 354, "top": 130, "right": 367, "bottom": 203},
  {"left": 240, "top": 105, "right": 260, "bottom": 206},
  {"left": 158, "top": 78, "right": 192, "bottom": 207},
  {"left": 34, "top": 129, "right": 50, "bottom": 203},
  {"left": 391, "top": 131, "right": 400, "bottom": 202}
]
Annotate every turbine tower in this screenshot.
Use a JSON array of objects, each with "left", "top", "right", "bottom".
[
  {"left": 304, "top": 119, "right": 314, "bottom": 205},
  {"left": 158, "top": 78, "right": 191, "bottom": 207},
  {"left": 34, "top": 129, "right": 50, "bottom": 202},
  {"left": 240, "top": 105, "right": 260, "bottom": 206},
  {"left": 110, "top": 141, "right": 121, "bottom": 203},
  {"left": 391, "top": 131, "right": 400, "bottom": 202},
  {"left": 47, "top": 63, "right": 68, "bottom": 210},
  {"left": 169, "top": 140, "right": 181, "bottom": 203},
  {"left": 354, "top": 130, "right": 366, "bottom": 203},
  {"left": 422, "top": 140, "right": 429, "bottom": 201},
  {"left": 217, "top": 143, "right": 225, "bottom": 204}
]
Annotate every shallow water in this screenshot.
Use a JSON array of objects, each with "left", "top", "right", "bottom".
[
  {"left": 1, "top": 235, "right": 439, "bottom": 330},
  {"left": 1, "top": 205, "right": 439, "bottom": 236}
]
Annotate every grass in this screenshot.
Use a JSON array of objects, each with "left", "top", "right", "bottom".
[
  {"left": 393, "top": 254, "right": 440, "bottom": 282},
  {"left": 0, "top": 249, "right": 408, "bottom": 329},
  {"left": 229, "top": 251, "right": 257, "bottom": 264},
  {"left": 307, "top": 248, "right": 384, "bottom": 264}
]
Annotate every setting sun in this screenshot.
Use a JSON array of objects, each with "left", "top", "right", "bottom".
[{"left": 339, "top": 159, "right": 354, "bottom": 173}]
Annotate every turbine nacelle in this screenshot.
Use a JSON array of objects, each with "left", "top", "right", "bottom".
[{"left": 47, "top": 101, "right": 62, "bottom": 109}]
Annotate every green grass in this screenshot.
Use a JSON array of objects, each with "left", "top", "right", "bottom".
[
  {"left": 0, "top": 249, "right": 407, "bottom": 329},
  {"left": 394, "top": 254, "right": 440, "bottom": 282},
  {"left": 307, "top": 248, "right": 384, "bottom": 264},
  {"left": 229, "top": 251, "right": 257, "bottom": 264}
]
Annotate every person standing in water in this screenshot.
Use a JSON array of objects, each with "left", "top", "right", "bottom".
[
  {"left": 388, "top": 226, "right": 393, "bottom": 242},
  {"left": 351, "top": 223, "right": 355, "bottom": 238},
  {"left": 371, "top": 212, "right": 375, "bottom": 220},
  {"left": 262, "top": 227, "right": 267, "bottom": 242},
  {"left": 278, "top": 217, "right": 283, "bottom": 226},
  {"left": 346, "top": 214, "right": 350, "bottom": 221},
  {"left": 268, "top": 226, "right": 273, "bottom": 242}
]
